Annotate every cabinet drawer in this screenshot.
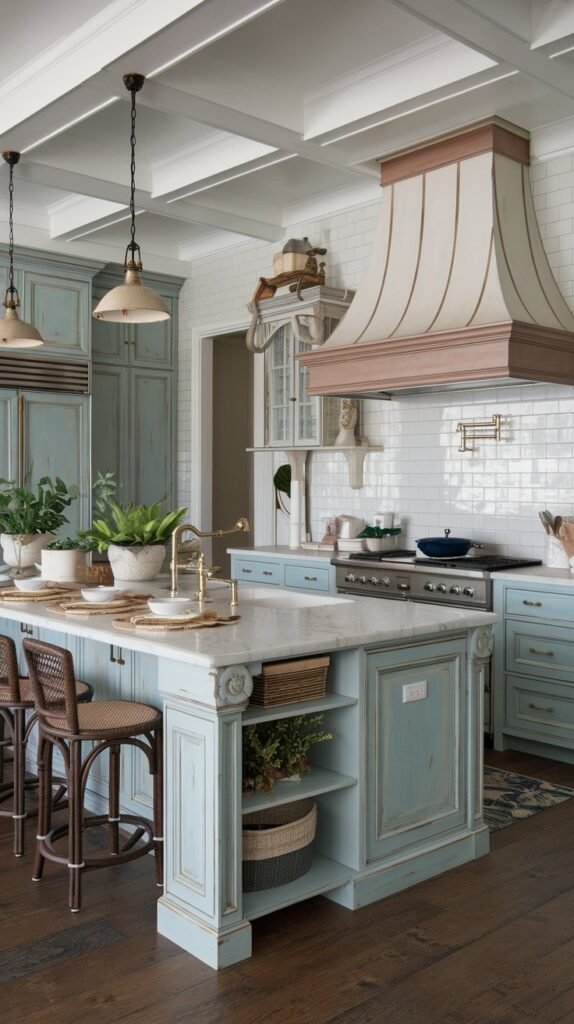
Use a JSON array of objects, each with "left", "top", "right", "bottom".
[
  {"left": 506, "top": 621, "right": 574, "bottom": 682},
  {"left": 234, "top": 559, "right": 282, "bottom": 585},
  {"left": 506, "top": 675, "right": 574, "bottom": 742},
  {"left": 285, "top": 565, "right": 330, "bottom": 592},
  {"left": 505, "top": 587, "right": 574, "bottom": 623}
]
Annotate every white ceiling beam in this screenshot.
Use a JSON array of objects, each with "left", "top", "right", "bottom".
[
  {"left": 15, "top": 161, "right": 283, "bottom": 242},
  {"left": 107, "top": 76, "right": 380, "bottom": 180},
  {"left": 151, "top": 133, "right": 277, "bottom": 198},
  {"left": 388, "top": 0, "right": 574, "bottom": 100}
]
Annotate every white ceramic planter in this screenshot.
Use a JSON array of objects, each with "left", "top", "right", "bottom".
[
  {"left": 0, "top": 533, "right": 55, "bottom": 569},
  {"left": 107, "top": 543, "right": 166, "bottom": 582},
  {"left": 40, "top": 548, "right": 88, "bottom": 582}
]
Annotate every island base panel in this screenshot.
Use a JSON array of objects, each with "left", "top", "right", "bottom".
[{"left": 158, "top": 896, "right": 252, "bottom": 970}]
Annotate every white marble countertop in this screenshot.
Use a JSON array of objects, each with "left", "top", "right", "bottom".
[
  {"left": 227, "top": 545, "right": 335, "bottom": 562},
  {"left": 495, "top": 565, "right": 574, "bottom": 586},
  {"left": 0, "top": 580, "right": 495, "bottom": 669}
]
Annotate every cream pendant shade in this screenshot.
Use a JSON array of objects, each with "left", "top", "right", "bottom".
[
  {"left": 93, "top": 266, "right": 169, "bottom": 323},
  {"left": 0, "top": 302, "right": 44, "bottom": 347}
]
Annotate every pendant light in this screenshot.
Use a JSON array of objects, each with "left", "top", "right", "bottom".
[
  {"left": 1, "top": 152, "right": 44, "bottom": 347},
  {"left": 93, "top": 73, "right": 170, "bottom": 324}
]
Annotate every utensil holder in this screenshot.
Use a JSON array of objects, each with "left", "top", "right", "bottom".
[{"left": 544, "top": 534, "right": 570, "bottom": 568}]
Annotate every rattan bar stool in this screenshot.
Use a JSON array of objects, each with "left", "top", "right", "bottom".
[
  {"left": 0, "top": 633, "right": 93, "bottom": 857},
  {"left": 23, "top": 637, "right": 163, "bottom": 912}
]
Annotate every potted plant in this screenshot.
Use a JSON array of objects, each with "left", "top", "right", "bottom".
[
  {"left": 242, "top": 714, "right": 333, "bottom": 793},
  {"left": 40, "top": 536, "right": 94, "bottom": 582},
  {"left": 0, "top": 476, "right": 79, "bottom": 570},
  {"left": 80, "top": 475, "right": 187, "bottom": 582}
]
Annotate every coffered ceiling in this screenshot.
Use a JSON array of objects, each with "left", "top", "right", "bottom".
[{"left": 2, "top": 0, "right": 574, "bottom": 273}]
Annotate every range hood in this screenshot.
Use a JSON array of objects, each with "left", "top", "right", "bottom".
[{"left": 299, "top": 119, "right": 574, "bottom": 398}]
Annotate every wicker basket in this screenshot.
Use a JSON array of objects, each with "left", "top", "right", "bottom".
[
  {"left": 242, "top": 799, "right": 317, "bottom": 891},
  {"left": 85, "top": 561, "right": 114, "bottom": 585},
  {"left": 250, "top": 656, "right": 329, "bottom": 707}
]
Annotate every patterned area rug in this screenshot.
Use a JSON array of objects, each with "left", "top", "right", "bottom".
[{"left": 484, "top": 766, "right": 574, "bottom": 831}]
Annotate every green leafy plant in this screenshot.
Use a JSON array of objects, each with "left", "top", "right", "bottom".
[
  {"left": 273, "top": 464, "right": 291, "bottom": 516},
  {"left": 0, "top": 477, "right": 78, "bottom": 535},
  {"left": 358, "top": 525, "right": 402, "bottom": 538},
  {"left": 46, "top": 536, "right": 94, "bottom": 551},
  {"left": 81, "top": 499, "right": 187, "bottom": 553},
  {"left": 242, "top": 714, "right": 333, "bottom": 793}
]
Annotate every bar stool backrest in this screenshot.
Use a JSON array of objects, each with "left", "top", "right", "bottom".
[
  {"left": 23, "top": 638, "right": 79, "bottom": 734},
  {"left": 0, "top": 634, "right": 20, "bottom": 703}
]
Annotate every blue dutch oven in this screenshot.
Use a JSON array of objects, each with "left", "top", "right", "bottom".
[{"left": 416, "top": 528, "right": 475, "bottom": 558}]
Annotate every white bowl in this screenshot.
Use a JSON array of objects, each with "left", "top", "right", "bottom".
[
  {"left": 80, "top": 586, "right": 119, "bottom": 603},
  {"left": 147, "top": 597, "right": 196, "bottom": 618},
  {"left": 14, "top": 577, "right": 47, "bottom": 592},
  {"left": 365, "top": 538, "right": 385, "bottom": 552}
]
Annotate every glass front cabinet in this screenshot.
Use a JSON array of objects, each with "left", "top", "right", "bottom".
[{"left": 262, "top": 286, "right": 354, "bottom": 448}]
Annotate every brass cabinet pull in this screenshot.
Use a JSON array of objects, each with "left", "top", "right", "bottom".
[
  {"left": 19, "top": 622, "right": 33, "bottom": 636},
  {"left": 523, "top": 600, "right": 542, "bottom": 607},
  {"left": 117, "top": 650, "right": 126, "bottom": 666},
  {"left": 262, "top": 571, "right": 273, "bottom": 577},
  {"left": 304, "top": 576, "right": 318, "bottom": 582},
  {"left": 110, "top": 645, "right": 125, "bottom": 665},
  {"left": 528, "top": 647, "right": 554, "bottom": 656},
  {"left": 109, "top": 645, "right": 117, "bottom": 664},
  {"left": 241, "top": 568, "right": 252, "bottom": 574},
  {"left": 528, "top": 702, "right": 554, "bottom": 713}
]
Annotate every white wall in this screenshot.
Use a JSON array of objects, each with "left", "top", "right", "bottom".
[{"left": 178, "top": 154, "right": 574, "bottom": 561}]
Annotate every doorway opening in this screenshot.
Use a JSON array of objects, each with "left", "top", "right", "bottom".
[{"left": 211, "top": 332, "right": 254, "bottom": 575}]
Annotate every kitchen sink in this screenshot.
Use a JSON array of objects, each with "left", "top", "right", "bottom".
[{"left": 239, "top": 587, "right": 352, "bottom": 609}]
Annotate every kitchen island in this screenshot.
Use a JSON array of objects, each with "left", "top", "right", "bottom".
[{"left": 0, "top": 583, "right": 495, "bottom": 969}]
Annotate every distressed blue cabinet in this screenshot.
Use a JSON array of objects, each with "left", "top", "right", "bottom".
[
  {"left": 0, "top": 246, "right": 103, "bottom": 361},
  {"left": 229, "top": 549, "right": 335, "bottom": 592},
  {"left": 366, "top": 636, "right": 467, "bottom": 862},
  {"left": 0, "top": 389, "right": 90, "bottom": 535},
  {"left": 91, "top": 264, "right": 182, "bottom": 511}
]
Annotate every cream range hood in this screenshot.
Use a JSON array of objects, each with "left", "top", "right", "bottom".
[{"left": 299, "top": 119, "right": 574, "bottom": 398}]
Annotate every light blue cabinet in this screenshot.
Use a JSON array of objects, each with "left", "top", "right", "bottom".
[
  {"left": 0, "top": 389, "right": 90, "bottom": 535},
  {"left": 0, "top": 245, "right": 103, "bottom": 361},
  {"left": 91, "top": 264, "right": 182, "bottom": 512},
  {"left": 494, "top": 578, "right": 574, "bottom": 763},
  {"left": 366, "top": 636, "right": 467, "bottom": 862},
  {"left": 229, "top": 550, "right": 335, "bottom": 592}
]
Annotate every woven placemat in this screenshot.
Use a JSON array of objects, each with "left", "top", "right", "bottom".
[
  {"left": 57, "top": 593, "right": 152, "bottom": 616},
  {"left": 112, "top": 611, "right": 240, "bottom": 632},
  {"left": 0, "top": 585, "right": 77, "bottom": 604}
]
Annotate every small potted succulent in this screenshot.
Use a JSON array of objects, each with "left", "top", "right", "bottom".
[
  {"left": 40, "top": 536, "right": 94, "bottom": 582},
  {"left": 80, "top": 474, "right": 187, "bottom": 582},
  {"left": 0, "top": 476, "right": 79, "bottom": 570}
]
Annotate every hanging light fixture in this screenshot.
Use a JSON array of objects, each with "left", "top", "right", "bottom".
[
  {"left": 1, "top": 152, "right": 44, "bottom": 347},
  {"left": 93, "top": 73, "right": 170, "bottom": 324}
]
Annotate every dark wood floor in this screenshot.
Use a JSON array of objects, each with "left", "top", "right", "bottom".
[{"left": 2, "top": 749, "right": 574, "bottom": 1023}]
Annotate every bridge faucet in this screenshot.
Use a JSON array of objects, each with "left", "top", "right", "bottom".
[{"left": 170, "top": 517, "right": 250, "bottom": 598}]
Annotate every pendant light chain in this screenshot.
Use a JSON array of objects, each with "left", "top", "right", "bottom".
[
  {"left": 128, "top": 84, "right": 138, "bottom": 265},
  {"left": 0, "top": 150, "right": 44, "bottom": 345},
  {"left": 7, "top": 160, "right": 14, "bottom": 299}
]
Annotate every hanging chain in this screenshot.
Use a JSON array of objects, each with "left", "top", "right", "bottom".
[
  {"left": 7, "top": 160, "right": 14, "bottom": 296},
  {"left": 128, "top": 85, "right": 138, "bottom": 264}
]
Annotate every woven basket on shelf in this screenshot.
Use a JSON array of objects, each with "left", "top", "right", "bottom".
[
  {"left": 250, "top": 656, "right": 329, "bottom": 707},
  {"left": 242, "top": 799, "right": 317, "bottom": 892}
]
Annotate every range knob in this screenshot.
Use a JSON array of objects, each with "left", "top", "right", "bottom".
[
  {"left": 370, "top": 576, "right": 382, "bottom": 585},
  {"left": 397, "top": 582, "right": 410, "bottom": 591},
  {"left": 424, "top": 582, "right": 435, "bottom": 592},
  {"left": 463, "top": 587, "right": 474, "bottom": 597},
  {"left": 345, "top": 573, "right": 356, "bottom": 583},
  {"left": 359, "top": 576, "right": 368, "bottom": 584},
  {"left": 381, "top": 576, "right": 391, "bottom": 587},
  {"left": 450, "top": 585, "right": 461, "bottom": 595},
  {"left": 437, "top": 584, "right": 447, "bottom": 593}
]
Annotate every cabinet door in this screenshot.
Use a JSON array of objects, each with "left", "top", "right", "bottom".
[
  {"left": 92, "top": 365, "right": 130, "bottom": 505},
  {"left": 130, "top": 368, "right": 174, "bottom": 508},
  {"left": 294, "top": 333, "right": 320, "bottom": 446},
  {"left": 122, "top": 651, "right": 161, "bottom": 816},
  {"left": 91, "top": 287, "right": 127, "bottom": 364},
  {"left": 21, "top": 392, "right": 90, "bottom": 534},
  {"left": 0, "top": 389, "right": 17, "bottom": 483},
  {"left": 22, "top": 272, "right": 90, "bottom": 359},
  {"left": 266, "top": 324, "right": 293, "bottom": 447},
  {"left": 75, "top": 637, "right": 124, "bottom": 802},
  {"left": 366, "top": 638, "right": 466, "bottom": 862},
  {"left": 131, "top": 295, "right": 174, "bottom": 367}
]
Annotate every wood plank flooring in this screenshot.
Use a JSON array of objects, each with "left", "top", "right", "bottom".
[{"left": 2, "top": 749, "right": 574, "bottom": 1023}]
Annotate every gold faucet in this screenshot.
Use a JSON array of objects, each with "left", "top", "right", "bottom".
[{"left": 170, "top": 518, "right": 250, "bottom": 602}]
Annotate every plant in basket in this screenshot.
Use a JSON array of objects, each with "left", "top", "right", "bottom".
[{"left": 242, "top": 714, "right": 333, "bottom": 793}]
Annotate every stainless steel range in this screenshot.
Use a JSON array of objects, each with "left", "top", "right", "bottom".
[
  {"left": 333, "top": 550, "right": 542, "bottom": 611},
  {"left": 333, "top": 549, "right": 542, "bottom": 737}
]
